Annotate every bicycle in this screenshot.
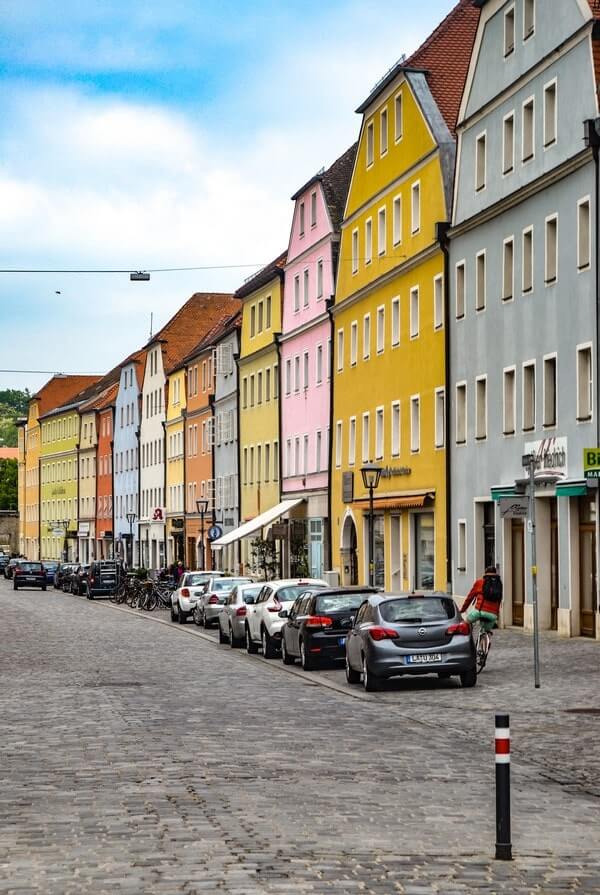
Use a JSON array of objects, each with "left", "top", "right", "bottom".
[{"left": 472, "top": 620, "right": 492, "bottom": 674}]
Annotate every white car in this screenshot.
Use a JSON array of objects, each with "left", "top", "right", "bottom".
[
  {"left": 170, "top": 570, "right": 225, "bottom": 624},
  {"left": 245, "top": 578, "right": 328, "bottom": 658}
]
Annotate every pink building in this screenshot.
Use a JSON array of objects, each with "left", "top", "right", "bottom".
[{"left": 280, "top": 145, "right": 356, "bottom": 577}]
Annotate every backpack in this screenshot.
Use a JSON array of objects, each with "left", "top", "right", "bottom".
[{"left": 483, "top": 574, "right": 503, "bottom": 604}]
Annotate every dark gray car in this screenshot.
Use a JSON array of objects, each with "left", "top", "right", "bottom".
[{"left": 345, "top": 593, "right": 477, "bottom": 691}]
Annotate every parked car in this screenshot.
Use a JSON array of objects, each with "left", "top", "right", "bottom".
[
  {"left": 5, "top": 558, "right": 21, "bottom": 580},
  {"left": 345, "top": 592, "right": 477, "bottom": 692},
  {"left": 12, "top": 560, "right": 47, "bottom": 591},
  {"left": 170, "top": 570, "right": 226, "bottom": 623},
  {"left": 54, "top": 563, "right": 75, "bottom": 589},
  {"left": 42, "top": 561, "right": 59, "bottom": 584},
  {"left": 0, "top": 554, "right": 10, "bottom": 575},
  {"left": 245, "top": 579, "right": 328, "bottom": 658},
  {"left": 217, "top": 583, "right": 263, "bottom": 645},
  {"left": 84, "top": 560, "right": 120, "bottom": 599},
  {"left": 68, "top": 564, "right": 90, "bottom": 595},
  {"left": 280, "top": 587, "right": 377, "bottom": 670},
  {"left": 194, "top": 576, "right": 253, "bottom": 627}
]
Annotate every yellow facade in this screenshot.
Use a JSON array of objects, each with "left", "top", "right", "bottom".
[
  {"left": 165, "top": 366, "right": 187, "bottom": 564},
  {"left": 78, "top": 409, "right": 97, "bottom": 561},
  {"left": 23, "top": 400, "right": 41, "bottom": 559},
  {"left": 331, "top": 72, "right": 450, "bottom": 593},
  {"left": 40, "top": 408, "right": 80, "bottom": 560},
  {"left": 17, "top": 422, "right": 26, "bottom": 555}
]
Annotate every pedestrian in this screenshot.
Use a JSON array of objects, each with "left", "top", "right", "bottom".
[
  {"left": 460, "top": 565, "right": 503, "bottom": 633},
  {"left": 176, "top": 560, "right": 185, "bottom": 581}
]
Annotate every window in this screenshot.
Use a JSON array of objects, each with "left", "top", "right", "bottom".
[
  {"left": 522, "top": 97, "right": 534, "bottom": 162},
  {"left": 257, "top": 301, "right": 264, "bottom": 333},
  {"left": 578, "top": 198, "right": 591, "bottom": 270},
  {"left": 476, "top": 252, "right": 486, "bottom": 311},
  {"left": 456, "top": 383, "right": 467, "bottom": 444},
  {"left": 294, "top": 356, "right": 300, "bottom": 393},
  {"left": 523, "top": 362, "right": 536, "bottom": 431},
  {"left": 435, "top": 388, "right": 445, "bottom": 448},
  {"left": 391, "top": 401, "right": 400, "bottom": 457},
  {"left": 577, "top": 345, "right": 593, "bottom": 421},
  {"left": 299, "top": 201, "right": 305, "bottom": 236},
  {"left": 256, "top": 444, "right": 262, "bottom": 483},
  {"left": 316, "top": 259, "right": 324, "bottom": 298},
  {"left": 504, "top": 5, "right": 515, "bottom": 56},
  {"left": 475, "top": 376, "right": 487, "bottom": 440},
  {"left": 265, "top": 443, "right": 271, "bottom": 482},
  {"left": 366, "top": 121, "right": 374, "bottom": 166},
  {"left": 543, "top": 80, "right": 557, "bottom": 148},
  {"left": 365, "top": 218, "right": 373, "bottom": 264},
  {"left": 265, "top": 367, "right": 271, "bottom": 402},
  {"left": 503, "top": 112, "right": 514, "bottom": 174},
  {"left": 545, "top": 215, "right": 558, "bottom": 284},
  {"left": 285, "top": 359, "right": 292, "bottom": 395},
  {"left": 457, "top": 521, "right": 467, "bottom": 572},
  {"left": 348, "top": 417, "right": 356, "bottom": 466},
  {"left": 294, "top": 275, "right": 300, "bottom": 312},
  {"left": 410, "top": 287, "right": 419, "bottom": 338},
  {"left": 257, "top": 370, "right": 263, "bottom": 404},
  {"left": 522, "top": 227, "right": 534, "bottom": 292},
  {"left": 411, "top": 181, "right": 420, "bottom": 233},
  {"left": 543, "top": 355, "right": 557, "bottom": 428},
  {"left": 315, "top": 430, "right": 322, "bottom": 472},
  {"left": 376, "top": 306, "right": 385, "bottom": 353},
  {"left": 303, "top": 435, "right": 309, "bottom": 475},
  {"left": 475, "top": 132, "right": 486, "bottom": 191},
  {"left": 455, "top": 261, "right": 465, "bottom": 319},
  {"left": 335, "top": 421, "right": 343, "bottom": 467},
  {"left": 303, "top": 351, "right": 309, "bottom": 389},
  {"left": 273, "top": 365, "right": 279, "bottom": 398},
  {"left": 350, "top": 321, "right": 358, "bottom": 366},
  {"left": 286, "top": 439, "right": 292, "bottom": 476},
  {"left": 503, "top": 367, "right": 516, "bottom": 436},
  {"left": 375, "top": 407, "right": 384, "bottom": 459},
  {"left": 250, "top": 305, "right": 256, "bottom": 338},
  {"left": 250, "top": 374, "right": 255, "bottom": 407},
  {"left": 394, "top": 92, "right": 403, "bottom": 141},
  {"left": 410, "top": 396, "right": 420, "bottom": 453},
  {"left": 303, "top": 268, "right": 309, "bottom": 307},
  {"left": 362, "top": 412, "right": 370, "bottom": 462},
  {"left": 393, "top": 195, "right": 402, "bottom": 245},
  {"left": 242, "top": 377, "right": 248, "bottom": 409},
  {"left": 502, "top": 237, "right": 514, "bottom": 301},
  {"left": 433, "top": 275, "right": 444, "bottom": 329},
  {"left": 378, "top": 207, "right": 386, "bottom": 255},
  {"left": 380, "top": 108, "right": 388, "bottom": 155},
  {"left": 266, "top": 295, "right": 272, "bottom": 328},
  {"left": 363, "top": 314, "right": 371, "bottom": 359},
  {"left": 310, "top": 191, "right": 317, "bottom": 227},
  {"left": 392, "top": 297, "right": 400, "bottom": 346},
  {"left": 352, "top": 229, "right": 359, "bottom": 274},
  {"left": 524, "top": 0, "right": 535, "bottom": 39},
  {"left": 337, "top": 329, "right": 344, "bottom": 372},
  {"left": 316, "top": 344, "right": 323, "bottom": 384}
]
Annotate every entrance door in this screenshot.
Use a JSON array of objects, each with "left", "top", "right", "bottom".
[
  {"left": 579, "top": 496, "right": 597, "bottom": 637},
  {"left": 550, "top": 501, "right": 558, "bottom": 631},
  {"left": 511, "top": 519, "right": 525, "bottom": 626}
]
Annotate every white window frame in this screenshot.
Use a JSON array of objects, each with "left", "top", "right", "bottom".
[
  {"left": 363, "top": 313, "right": 371, "bottom": 360},
  {"left": 433, "top": 274, "right": 444, "bottom": 330},
  {"left": 394, "top": 91, "right": 403, "bottom": 142},
  {"left": 337, "top": 329, "right": 344, "bottom": 372},
  {"left": 457, "top": 520, "right": 467, "bottom": 573},
  {"left": 543, "top": 77, "right": 557, "bottom": 149},
  {"left": 522, "top": 96, "right": 535, "bottom": 163},
  {"left": 375, "top": 406, "right": 384, "bottom": 460},
  {"left": 504, "top": 4, "right": 515, "bottom": 57},
  {"left": 576, "top": 342, "right": 593, "bottom": 422},
  {"left": 380, "top": 107, "right": 388, "bottom": 156},
  {"left": 411, "top": 181, "right": 421, "bottom": 234},
  {"left": 410, "top": 395, "right": 420, "bottom": 453},
  {"left": 361, "top": 412, "right": 370, "bottom": 463},
  {"left": 434, "top": 387, "right": 445, "bottom": 449},
  {"left": 303, "top": 268, "right": 309, "bottom": 307},
  {"left": 475, "top": 250, "right": 486, "bottom": 312},
  {"left": 366, "top": 120, "right": 374, "bottom": 168},
  {"left": 348, "top": 416, "right": 356, "bottom": 466},
  {"left": 316, "top": 258, "right": 324, "bottom": 298},
  {"left": 410, "top": 286, "right": 419, "bottom": 339},
  {"left": 316, "top": 343, "right": 323, "bottom": 385},
  {"left": 503, "top": 366, "right": 516, "bottom": 437},
  {"left": 293, "top": 275, "right": 300, "bottom": 313},
  {"left": 522, "top": 360, "right": 536, "bottom": 432},
  {"left": 350, "top": 321, "right": 358, "bottom": 366},
  {"left": 351, "top": 228, "right": 359, "bottom": 275},
  {"left": 475, "top": 375, "right": 488, "bottom": 441},
  {"left": 475, "top": 131, "right": 487, "bottom": 192},
  {"left": 455, "top": 260, "right": 466, "bottom": 320},
  {"left": 378, "top": 206, "right": 386, "bottom": 256},
  {"left": 335, "top": 421, "right": 343, "bottom": 467},
  {"left": 391, "top": 400, "right": 401, "bottom": 457},
  {"left": 392, "top": 194, "right": 402, "bottom": 246},
  {"left": 502, "top": 236, "right": 515, "bottom": 302},
  {"left": 543, "top": 352, "right": 558, "bottom": 429},
  {"left": 577, "top": 196, "right": 591, "bottom": 272},
  {"left": 365, "top": 217, "right": 373, "bottom": 265},
  {"left": 455, "top": 381, "right": 467, "bottom": 445},
  {"left": 545, "top": 213, "right": 558, "bottom": 285},
  {"left": 524, "top": 0, "right": 535, "bottom": 40},
  {"left": 391, "top": 296, "right": 400, "bottom": 346},
  {"left": 522, "top": 226, "right": 534, "bottom": 293},
  {"left": 376, "top": 305, "right": 385, "bottom": 354},
  {"left": 502, "top": 111, "right": 515, "bottom": 175}
]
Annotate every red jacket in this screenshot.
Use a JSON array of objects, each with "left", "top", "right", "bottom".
[{"left": 460, "top": 575, "right": 502, "bottom": 616}]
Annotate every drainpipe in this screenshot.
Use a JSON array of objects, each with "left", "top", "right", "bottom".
[
  {"left": 436, "top": 221, "right": 452, "bottom": 594},
  {"left": 326, "top": 294, "right": 335, "bottom": 575}
]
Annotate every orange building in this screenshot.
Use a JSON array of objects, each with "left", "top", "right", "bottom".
[{"left": 96, "top": 387, "right": 118, "bottom": 558}]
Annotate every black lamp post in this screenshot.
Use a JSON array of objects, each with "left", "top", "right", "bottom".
[
  {"left": 360, "top": 463, "right": 383, "bottom": 587},
  {"left": 62, "top": 518, "right": 70, "bottom": 562},
  {"left": 196, "top": 499, "right": 209, "bottom": 569},
  {"left": 126, "top": 512, "right": 136, "bottom": 568}
]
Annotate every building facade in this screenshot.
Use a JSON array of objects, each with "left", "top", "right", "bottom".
[
  {"left": 165, "top": 365, "right": 186, "bottom": 566},
  {"left": 96, "top": 399, "right": 116, "bottom": 558},
  {"left": 40, "top": 403, "right": 82, "bottom": 561},
  {"left": 77, "top": 405, "right": 97, "bottom": 562},
  {"left": 450, "top": 0, "right": 600, "bottom": 639},
  {"left": 114, "top": 356, "right": 144, "bottom": 566},
  {"left": 184, "top": 341, "right": 216, "bottom": 570}
]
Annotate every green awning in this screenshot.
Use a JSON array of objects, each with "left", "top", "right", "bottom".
[
  {"left": 491, "top": 487, "right": 516, "bottom": 501},
  {"left": 555, "top": 482, "right": 589, "bottom": 497}
]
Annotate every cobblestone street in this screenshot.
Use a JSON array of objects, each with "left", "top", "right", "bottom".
[{"left": 1, "top": 580, "right": 599, "bottom": 894}]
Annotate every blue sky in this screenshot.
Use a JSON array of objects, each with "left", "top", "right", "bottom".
[{"left": 0, "top": 0, "right": 455, "bottom": 394}]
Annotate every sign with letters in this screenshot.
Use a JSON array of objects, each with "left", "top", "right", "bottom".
[
  {"left": 583, "top": 448, "right": 600, "bottom": 478},
  {"left": 499, "top": 497, "right": 530, "bottom": 519}
]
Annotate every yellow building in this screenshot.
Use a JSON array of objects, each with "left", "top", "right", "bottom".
[
  {"left": 331, "top": 24, "right": 470, "bottom": 592},
  {"left": 165, "top": 365, "right": 187, "bottom": 564},
  {"left": 17, "top": 422, "right": 26, "bottom": 555},
  {"left": 40, "top": 404, "right": 82, "bottom": 561}
]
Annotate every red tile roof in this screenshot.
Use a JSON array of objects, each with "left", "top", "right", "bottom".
[
  {"left": 0, "top": 447, "right": 19, "bottom": 460},
  {"left": 234, "top": 252, "right": 287, "bottom": 300},
  {"left": 182, "top": 309, "right": 242, "bottom": 365},
  {"left": 33, "top": 375, "right": 102, "bottom": 417}
]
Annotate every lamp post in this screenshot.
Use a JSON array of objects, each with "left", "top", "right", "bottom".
[
  {"left": 126, "top": 512, "right": 136, "bottom": 568},
  {"left": 360, "top": 463, "right": 383, "bottom": 587},
  {"left": 196, "top": 499, "right": 209, "bottom": 570},
  {"left": 62, "top": 518, "right": 70, "bottom": 562}
]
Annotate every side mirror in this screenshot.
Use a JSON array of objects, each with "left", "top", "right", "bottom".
[{"left": 278, "top": 609, "right": 289, "bottom": 618}]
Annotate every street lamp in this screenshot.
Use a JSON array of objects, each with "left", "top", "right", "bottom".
[
  {"left": 360, "top": 463, "right": 383, "bottom": 587},
  {"left": 126, "top": 512, "right": 136, "bottom": 568},
  {"left": 196, "top": 499, "right": 209, "bottom": 570}
]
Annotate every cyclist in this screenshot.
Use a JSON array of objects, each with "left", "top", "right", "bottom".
[{"left": 460, "top": 566, "right": 503, "bottom": 633}]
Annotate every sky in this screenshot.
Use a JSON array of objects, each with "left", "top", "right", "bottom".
[{"left": 0, "top": 0, "right": 456, "bottom": 395}]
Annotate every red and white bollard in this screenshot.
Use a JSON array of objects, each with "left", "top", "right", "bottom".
[{"left": 495, "top": 713, "right": 512, "bottom": 860}]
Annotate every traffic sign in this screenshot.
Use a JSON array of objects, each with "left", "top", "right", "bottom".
[
  {"left": 499, "top": 497, "right": 529, "bottom": 519},
  {"left": 207, "top": 524, "right": 223, "bottom": 542}
]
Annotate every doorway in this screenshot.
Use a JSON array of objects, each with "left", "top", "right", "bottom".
[
  {"left": 341, "top": 515, "right": 358, "bottom": 585},
  {"left": 511, "top": 519, "right": 525, "bottom": 626},
  {"left": 550, "top": 500, "right": 558, "bottom": 631},
  {"left": 579, "top": 496, "right": 597, "bottom": 638}
]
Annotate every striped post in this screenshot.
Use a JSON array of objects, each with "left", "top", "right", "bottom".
[{"left": 495, "top": 713, "right": 512, "bottom": 860}]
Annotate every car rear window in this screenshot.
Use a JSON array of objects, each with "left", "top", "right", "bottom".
[
  {"left": 277, "top": 584, "right": 326, "bottom": 603},
  {"left": 20, "top": 562, "right": 42, "bottom": 571},
  {"left": 379, "top": 597, "right": 456, "bottom": 624},
  {"left": 315, "top": 593, "right": 370, "bottom": 613},
  {"left": 241, "top": 585, "right": 262, "bottom": 602},
  {"left": 186, "top": 574, "right": 210, "bottom": 586}
]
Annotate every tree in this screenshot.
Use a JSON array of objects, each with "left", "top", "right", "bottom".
[
  {"left": 249, "top": 536, "right": 279, "bottom": 580},
  {"left": 0, "top": 459, "right": 18, "bottom": 510},
  {"left": 0, "top": 388, "right": 30, "bottom": 447}
]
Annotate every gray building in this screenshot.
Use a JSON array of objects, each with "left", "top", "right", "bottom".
[
  {"left": 211, "top": 314, "right": 241, "bottom": 573},
  {"left": 450, "top": 0, "right": 599, "bottom": 638}
]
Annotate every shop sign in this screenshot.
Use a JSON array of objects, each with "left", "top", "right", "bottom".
[
  {"left": 499, "top": 497, "right": 529, "bottom": 519},
  {"left": 51, "top": 486, "right": 66, "bottom": 496},
  {"left": 379, "top": 465, "right": 412, "bottom": 479},
  {"left": 151, "top": 507, "right": 165, "bottom": 522},
  {"left": 523, "top": 437, "right": 567, "bottom": 475},
  {"left": 342, "top": 472, "right": 354, "bottom": 504},
  {"left": 583, "top": 448, "right": 600, "bottom": 478},
  {"left": 271, "top": 523, "right": 288, "bottom": 539},
  {"left": 77, "top": 522, "right": 91, "bottom": 536},
  {"left": 52, "top": 528, "right": 65, "bottom": 537}
]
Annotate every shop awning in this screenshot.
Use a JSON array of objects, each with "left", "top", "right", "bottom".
[
  {"left": 353, "top": 492, "right": 433, "bottom": 511},
  {"left": 555, "top": 480, "right": 589, "bottom": 497},
  {"left": 211, "top": 498, "right": 304, "bottom": 549},
  {"left": 491, "top": 487, "right": 516, "bottom": 501}
]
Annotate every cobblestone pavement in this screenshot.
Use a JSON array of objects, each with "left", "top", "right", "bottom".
[{"left": 1, "top": 580, "right": 599, "bottom": 894}]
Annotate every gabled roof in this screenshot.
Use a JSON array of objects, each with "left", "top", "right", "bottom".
[
  {"left": 321, "top": 144, "right": 358, "bottom": 232},
  {"left": 80, "top": 381, "right": 119, "bottom": 414},
  {"left": 33, "top": 375, "right": 101, "bottom": 417},
  {"left": 234, "top": 252, "right": 287, "bottom": 300},
  {"left": 182, "top": 309, "right": 242, "bottom": 366}
]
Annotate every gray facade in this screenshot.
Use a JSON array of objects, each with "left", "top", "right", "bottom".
[
  {"left": 450, "top": 0, "right": 599, "bottom": 639},
  {"left": 212, "top": 323, "right": 240, "bottom": 573}
]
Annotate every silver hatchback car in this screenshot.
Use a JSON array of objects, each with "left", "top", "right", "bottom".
[
  {"left": 194, "top": 577, "right": 253, "bottom": 627},
  {"left": 217, "top": 583, "right": 263, "bottom": 646},
  {"left": 345, "top": 593, "right": 477, "bottom": 691}
]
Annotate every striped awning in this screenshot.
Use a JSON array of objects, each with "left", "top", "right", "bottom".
[{"left": 353, "top": 492, "right": 433, "bottom": 511}]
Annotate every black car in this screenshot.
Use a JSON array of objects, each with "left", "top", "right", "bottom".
[
  {"left": 69, "top": 564, "right": 90, "bottom": 595},
  {"left": 13, "top": 560, "right": 47, "bottom": 590},
  {"left": 5, "top": 558, "right": 20, "bottom": 580},
  {"left": 280, "top": 587, "right": 377, "bottom": 670},
  {"left": 54, "top": 563, "right": 75, "bottom": 589},
  {"left": 0, "top": 555, "right": 10, "bottom": 575},
  {"left": 84, "top": 561, "right": 120, "bottom": 599}
]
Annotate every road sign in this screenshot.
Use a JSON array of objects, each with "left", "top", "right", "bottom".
[
  {"left": 499, "top": 497, "right": 529, "bottom": 519},
  {"left": 207, "top": 525, "right": 222, "bottom": 542},
  {"left": 583, "top": 448, "right": 600, "bottom": 478}
]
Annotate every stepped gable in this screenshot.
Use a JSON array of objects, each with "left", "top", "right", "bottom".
[
  {"left": 182, "top": 308, "right": 242, "bottom": 365},
  {"left": 234, "top": 252, "right": 287, "bottom": 300}
]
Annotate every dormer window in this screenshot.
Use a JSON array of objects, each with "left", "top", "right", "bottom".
[{"left": 504, "top": 6, "right": 515, "bottom": 57}]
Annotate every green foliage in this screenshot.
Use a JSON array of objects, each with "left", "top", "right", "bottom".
[
  {"left": 0, "top": 459, "right": 18, "bottom": 510},
  {"left": 249, "top": 536, "right": 279, "bottom": 581},
  {"left": 0, "top": 388, "right": 30, "bottom": 448}
]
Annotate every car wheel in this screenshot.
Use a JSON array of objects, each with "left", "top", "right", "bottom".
[
  {"left": 460, "top": 667, "right": 477, "bottom": 688},
  {"left": 281, "top": 636, "right": 295, "bottom": 665},
  {"left": 262, "top": 627, "right": 277, "bottom": 659},
  {"left": 42, "top": 585, "right": 47, "bottom": 592},
  {"left": 300, "top": 639, "right": 316, "bottom": 671},
  {"left": 170, "top": 603, "right": 177, "bottom": 622},
  {"left": 193, "top": 606, "right": 202, "bottom": 626},
  {"left": 229, "top": 624, "right": 241, "bottom": 649},
  {"left": 345, "top": 657, "right": 361, "bottom": 684},
  {"left": 218, "top": 623, "right": 228, "bottom": 644},
  {"left": 245, "top": 625, "right": 259, "bottom": 654},
  {"left": 178, "top": 609, "right": 187, "bottom": 624},
  {"left": 86, "top": 587, "right": 93, "bottom": 600},
  {"left": 362, "top": 655, "right": 381, "bottom": 692},
  {"left": 13, "top": 582, "right": 18, "bottom": 590}
]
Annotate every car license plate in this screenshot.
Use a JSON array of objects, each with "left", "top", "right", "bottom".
[
  {"left": 26, "top": 577, "right": 35, "bottom": 582},
  {"left": 338, "top": 637, "right": 346, "bottom": 647},
  {"left": 406, "top": 653, "right": 442, "bottom": 664}
]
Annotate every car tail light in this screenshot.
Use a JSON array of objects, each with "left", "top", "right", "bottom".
[
  {"left": 15, "top": 569, "right": 23, "bottom": 576},
  {"left": 447, "top": 621, "right": 471, "bottom": 636},
  {"left": 90, "top": 577, "right": 95, "bottom": 584},
  {"left": 368, "top": 627, "right": 398, "bottom": 641},
  {"left": 235, "top": 606, "right": 247, "bottom": 617},
  {"left": 267, "top": 599, "right": 283, "bottom": 613},
  {"left": 305, "top": 615, "right": 333, "bottom": 628},
  {"left": 208, "top": 594, "right": 219, "bottom": 604},
  {"left": 181, "top": 588, "right": 190, "bottom": 597}
]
